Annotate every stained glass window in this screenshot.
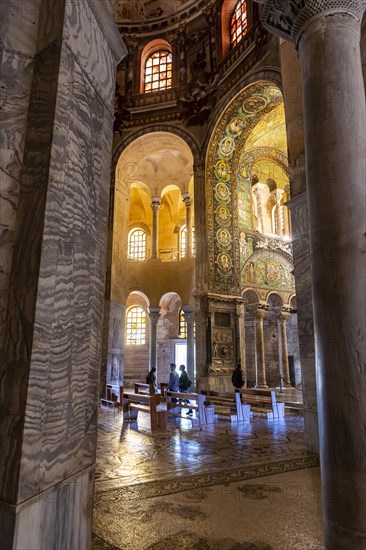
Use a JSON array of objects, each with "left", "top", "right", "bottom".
[
  {"left": 144, "top": 50, "right": 172, "bottom": 93},
  {"left": 126, "top": 307, "right": 146, "bottom": 345},
  {"left": 230, "top": 0, "right": 248, "bottom": 48},
  {"left": 128, "top": 228, "right": 147, "bottom": 260}
]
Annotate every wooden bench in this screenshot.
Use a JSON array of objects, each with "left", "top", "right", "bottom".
[
  {"left": 134, "top": 382, "right": 155, "bottom": 395},
  {"left": 200, "top": 390, "right": 250, "bottom": 422},
  {"left": 165, "top": 391, "right": 209, "bottom": 426},
  {"left": 237, "top": 389, "right": 285, "bottom": 419},
  {"left": 122, "top": 392, "right": 167, "bottom": 431},
  {"left": 100, "top": 384, "right": 120, "bottom": 409},
  {"left": 160, "top": 382, "right": 168, "bottom": 400}
]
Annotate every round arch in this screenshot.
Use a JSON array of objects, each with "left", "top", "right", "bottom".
[{"left": 112, "top": 126, "right": 201, "bottom": 171}]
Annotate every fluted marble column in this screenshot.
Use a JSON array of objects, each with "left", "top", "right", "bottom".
[
  {"left": 277, "top": 311, "right": 292, "bottom": 388},
  {"left": 0, "top": 2, "right": 126, "bottom": 549},
  {"left": 182, "top": 192, "right": 193, "bottom": 258},
  {"left": 182, "top": 305, "right": 195, "bottom": 387},
  {"left": 253, "top": 308, "right": 268, "bottom": 388},
  {"left": 236, "top": 301, "right": 247, "bottom": 387},
  {"left": 151, "top": 197, "right": 161, "bottom": 260},
  {"left": 148, "top": 307, "right": 160, "bottom": 372},
  {"left": 262, "top": 2, "right": 366, "bottom": 548}
]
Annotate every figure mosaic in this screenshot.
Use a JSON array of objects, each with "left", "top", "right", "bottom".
[
  {"left": 219, "top": 136, "right": 235, "bottom": 158},
  {"left": 215, "top": 160, "right": 230, "bottom": 181}
]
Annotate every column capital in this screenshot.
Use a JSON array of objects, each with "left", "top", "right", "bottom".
[
  {"left": 148, "top": 306, "right": 160, "bottom": 323},
  {"left": 182, "top": 192, "right": 192, "bottom": 207},
  {"left": 277, "top": 310, "right": 291, "bottom": 323},
  {"left": 248, "top": 304, "right": 268, "bottom": 319},
  {"left": 260, "top": 0, "right": 365, "bottom": 46},
  {"left": 182, "top": 305, "right": 195, "bottom": 324},
  {"left": 151, "top": 197, "right": 161, "bottom": 212}
]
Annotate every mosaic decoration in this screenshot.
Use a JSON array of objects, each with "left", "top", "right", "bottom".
[
  {"left": 214, "top": 182, "right": 231, "bottom": 203},
  {"left": 206, "top": 81, "right": 284, "bottom": 294},
  {"left": 237, "top": 180, "right": 252, "bottom": 229},
  {"left": 241, "top": 249, "right": 294, "bottom": 291},
  {"left": 214, "top": 160, "right": 230, "bottom": 182}
]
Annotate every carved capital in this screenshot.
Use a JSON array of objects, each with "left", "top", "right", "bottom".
[
  {"left": 148, "top": 307, "right": 161, "bottom": 324},
  {"left": 182, "top": 192, "right": 192, "bottom": 207},
  {"left": 151, "top": 197, "right": 161, "bottom": 212},
  {"left": 260, "top": 0, "right": 366, "bottom": 45}
]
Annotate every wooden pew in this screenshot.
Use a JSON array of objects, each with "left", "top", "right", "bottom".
[
  {"left": 160, "top": 382, "right": 168, "bottom": 400},
  {"left": 100, "top": 384, "right": 119, "bottom": 409},
  {"left": 237, "top": 388, "right": 285, "bottom": 419},
  {"left": 201, "top": 390, "right": 250, "bottom": 422},
  {"left": 134, "top": 382, "right": 155, "bottom": 395},
  {"left": 165, "top": 391, "right": 209, "bottom": 426},
  {"left": 122, "top": 392, "right": 167, "bottom": 431}
]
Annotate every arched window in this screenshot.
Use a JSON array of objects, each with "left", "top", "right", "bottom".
[
  {"left": 128, "top": 228, "right": 147, "bottom": 260},
  {"left": 125, "top": 307, "right": 147, "bottom": 345},
  {"left": 179, "top": 225, "right": 195, "bottom": 259},
  {"left": 144, "top": 50, "right": 172, "bottom": 93},
  {"left": 179, "top": 309, "right": 187, "bottom": 339},
  {"left": 230, "top": 0, "right": 248, "bottom": 48}
]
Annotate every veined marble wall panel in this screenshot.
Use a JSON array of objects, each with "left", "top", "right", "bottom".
[
  {"left": 102, "top": 300, "right": 125, "bottom": 387},
  {"left": 16, "top": 43, "right": 114, "bottom": 497},
  {"left": 13, "top": 469, "right": 94, "bottom": 550},
  {"left": 288, "top": 193, "right": 319, "bottom": 453},
  {"left": 63, "top": 0, "right": 120, "bottom": 107},
  {"left": 0, "top": 50, "right": 34, "bottom": 344},
  {"left": 0, "top": 0, "right": 40, "bottom": 54}
]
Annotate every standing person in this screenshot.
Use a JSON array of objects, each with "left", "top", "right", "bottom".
[
  {"left": 146, "top": 366, "right": 158, "bottom": 392},
  {"left": 168, "top": 363, "right": 179, "bottom": 401},
  {"left": 179, "top": 364, "right": 193, "bottom": 415},
  {"left": 231, "top": 364, "right": 244, "bottom": 389}
]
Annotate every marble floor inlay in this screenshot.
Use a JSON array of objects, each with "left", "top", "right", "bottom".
[{"left": 93, "top": 410, "right": 322, "bottom": 549}]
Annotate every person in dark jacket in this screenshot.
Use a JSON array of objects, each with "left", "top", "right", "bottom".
[
  {"left": 231, "top": 364, "right": 244, "bottom": 389},
  {"left": 179, "top": 364, "right": 193, "bottom": 415},
  {"left": 146, "top": 366, "right": 158, "bottom": 392}
]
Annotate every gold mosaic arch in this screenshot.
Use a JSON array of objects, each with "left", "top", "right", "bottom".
[{"left": 206, "top": 81, "right": 284, "bottom": 295}]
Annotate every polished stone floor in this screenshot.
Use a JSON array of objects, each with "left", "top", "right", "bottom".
[{"left": 93, "top": 409, "right": 323, "bottom": 550}]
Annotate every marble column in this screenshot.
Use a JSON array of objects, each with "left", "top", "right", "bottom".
[
  {"left": 270, "top": 188, "right": 285, "bottom": 237},
  {"left": 277, "top": 311, "right": 292, "bottom": 388},
  {"left": 252, "top": 182, "right": 267, "bottom": 233},
  {"left": 0, "top": 1, "right": 126, "bottom": 548},
  {"left": 236, "top": 301, "right": 247, "bottom": 387},
  {"left": 182, "top": 305, "right": 195, "bottom": 387},
  {"left": 193, "top": 163, "right": 208, "bottom": 294},
  {"left": 148, "top": 307, "right": 160, "bottom": 372},
  {"left": 287, "top": 193, "right": 318, "bottom": 452},
  {"left": 151, "top": 197, "right": 161, "bottom": 260},
  {"left": 253, "top": 308, "right": 268, "bottom": 389},
  {"left": 182, "top": 192, "right": 193, "bottom": 258},
  {"left": 262, "top": 3, "right": 366, "bottom": 548}
]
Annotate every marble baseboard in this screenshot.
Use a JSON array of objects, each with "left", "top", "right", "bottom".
[{"left": 1, "top": 468, "right": 94, "bottom": 550}]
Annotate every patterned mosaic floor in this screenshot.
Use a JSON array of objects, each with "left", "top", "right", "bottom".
[{"left": 93, "top": 411, "right": 322, "bottom": 550}]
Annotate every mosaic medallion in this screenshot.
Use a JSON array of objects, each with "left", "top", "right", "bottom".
[
  {"left": 227, "top": 116, "right": 245, "bottom": 136},
  {"left": 219, "top": 136, "right": 235, "bottom": 158},
  {"left": 242, "top": 94, "right": 267, "bottom": 114},
  {"left": 214, "top": 182, "right": 230, "bottom": 202},
  {"left": 214, "top": 159, "right": 230, "bottom": 181},
  {"left": 215, "top": 205, "right": 231, "bottom": 226},
  {"left": 216, "top": 252, "right": 233, "bottom": 273},
  {"left": 216, "top": 228, "right": 232, "bottom": 248}
]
